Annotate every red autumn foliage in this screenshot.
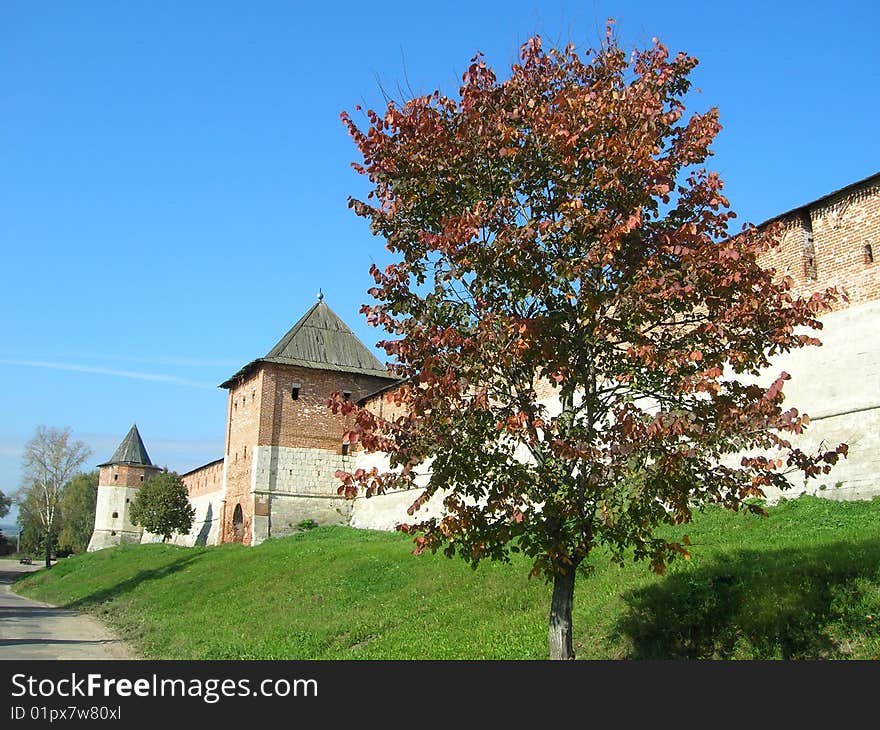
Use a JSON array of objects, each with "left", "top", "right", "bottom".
[{"left": 333, "top": 24, "right": 845, "bottom": 658}]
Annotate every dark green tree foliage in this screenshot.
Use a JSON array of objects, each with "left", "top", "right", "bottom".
[
  {"left": 0, "top": 490, "right": 11, "bottom": 554},
  {"left": 130, "top": 470, "right": 195, "bottom": 543},
  {"left": 58, "top": 470, "right": 99, "bottom": 555},
  {"left": 17, "top": 492, "right": 60, "bottom": 556}
]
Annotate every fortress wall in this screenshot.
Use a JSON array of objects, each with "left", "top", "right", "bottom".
[
  {"left": 255, "top": 494, "right": 353, "bottom": 542},
  {"left": 348, "top": 302, "right": 879, "bottom": 530},
  {"left": 249, "top": 444, "right": 358, "bottom": 544},
  {"left": 742, "top": 299, "right": 880, "bottom": 502},
  {"left": 760, "top": 408, "right": 880, "bottom": 502},
  {"left": 348, "top": 396, "right": 560, "bottom": 532},
  {"left": 182, "top": 458, "right": 224, "bottom": 499},
  {"left": 348, "top": 487, "right": 448, "bottom": 532},
  {"left": 142, "top": 491, "right": 225, "bottom": 547},
  {"left": 805, "top": 180, "right": 880, "bottom": 305},
  {"left": 757, "top": 177, "right": 880, "bottom": 307},
  {"left": 348, "top": 449, "right": 440, "bottom": 532}
]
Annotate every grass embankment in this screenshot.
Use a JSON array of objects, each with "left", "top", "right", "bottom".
[{"left": 14, "top": 496, "right": 880, "bottom": 659}]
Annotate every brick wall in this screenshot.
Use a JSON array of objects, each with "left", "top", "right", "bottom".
[
  {"left": 99, "top": 463, "right": 160, "bottom": 488},
  {"left": 361, "top": 383, "right": 408, "bottom": 423},
  {"left": 757, "top": 176, "right": 880, "bottom": 308},
  {"left": 221, "top": 368, "right": 264, "bottom": 544},
  {"left": 182, "top": 458, "right": 224, "bottom": 498},
  {"left": 258, "top": 363, "right": 394, "bottom": 451}
]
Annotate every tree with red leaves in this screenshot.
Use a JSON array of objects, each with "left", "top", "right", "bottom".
[{"left": 335, "top": 25, "right": 846, "bottom": 659}]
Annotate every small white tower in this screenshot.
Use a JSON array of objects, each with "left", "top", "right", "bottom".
[{"left": 87, "top": 424, "right": 161, "bottom": 551}]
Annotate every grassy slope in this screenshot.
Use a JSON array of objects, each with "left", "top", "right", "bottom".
[{"left": 14, "top": 496, "right": 880, "bottom": 659}]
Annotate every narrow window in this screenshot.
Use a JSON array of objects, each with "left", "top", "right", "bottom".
[
  {"left": 139, "top": 475, "right": 144, "bottom": 482},
  {"left": 342, "top": 390, "right": 352, "bottom": 401},
  {"left": 113, "top": 474, "right": 118, "bottom": 482},
  {"left": 292, "top": 382, "right": 302, "bottom": 400},
  {"left": 112, "top": 511, "right": 118, "bottom": 518},
  {"left": 341, "top": 443, "right": 350, "bottom": 456},
  {"left": 866, "top": 244, "right": 875, "bottom": 264},
  {"left": 802, "top": 213, "right": 817, "bottom": 281}
]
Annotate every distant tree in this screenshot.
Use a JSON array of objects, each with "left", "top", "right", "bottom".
[
  {"left": 16, "top": 504, "right": 52, "bottom": 556},
  {"left": 130, "top": 470, "right": 195, "bottom": 543},
  {"left": 16, "top": 426, "right": 91, "bottom": 568},
  {"left": 337, "top": 28, "right": 847, "bottom": 659},
  {"left": 0, "top": 489, "right": 11, "bottom": 519},
  {"left": 16, "top": 492, "right": 57, "bottom": 555},
  {"left": 57, "top": 470, "right": 99, "bottom": 555}
]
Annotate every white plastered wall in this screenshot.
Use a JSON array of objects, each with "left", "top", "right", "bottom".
[{"left": 87, "top": 484, "right": 142, "bottom": 551}]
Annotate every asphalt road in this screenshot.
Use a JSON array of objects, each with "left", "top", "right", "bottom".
[{"left": 0, "top": 561, "right": 137, "bottom": 660}]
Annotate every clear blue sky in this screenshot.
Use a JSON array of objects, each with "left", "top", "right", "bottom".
[{"left": 1, "top": 0, "right": 878, "bottom": 527}]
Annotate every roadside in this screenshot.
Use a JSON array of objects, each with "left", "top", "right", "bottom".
[{"left": 0, "top": 562, "right": 137, "bottom": 660}]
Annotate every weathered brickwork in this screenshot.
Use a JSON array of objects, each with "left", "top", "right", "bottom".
[
  {"left": 757, "top": 174, "right": 880, "bottom": 308},
  {"left": 182, "top": 458, "right": 224, "bottom": 498},
  {"left": 258, "top": 364, "right": 393, "bottom": 451},
  {"left": 361, "top": 383, "right": 410, "bottom": 423},
  {"left": 221, "top": 368, "right": 264, "bottom": 545},
  {"left": 100, "top": 463, "right": 158, "bottom": 488}
]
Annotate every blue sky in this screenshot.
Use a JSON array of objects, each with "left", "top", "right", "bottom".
[{"left": 1, "top": 0, "right": 878, "bottom": 527}]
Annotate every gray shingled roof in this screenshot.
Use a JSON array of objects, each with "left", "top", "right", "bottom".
[
  {"left": 220, "top": 298, "right": 395, "bottom": 388},
  {"left": 98, "top": 424, "right": 156, "bottom": 467}
]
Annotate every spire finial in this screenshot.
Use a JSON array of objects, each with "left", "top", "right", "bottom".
[{"left": 317, "top": 288, "right": 324, "bottom": 301}]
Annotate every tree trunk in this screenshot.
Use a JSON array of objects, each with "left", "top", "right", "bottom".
[
  {"left": 549, "top": 563, "right": 577, "bottom": 659},
  {"left": 44, "top": 531, "right": 52, "bottom": 569}
]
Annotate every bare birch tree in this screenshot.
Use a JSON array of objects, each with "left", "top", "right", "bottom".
[{"left": 17, "top": 426, "right": 91, "bottom": 568}]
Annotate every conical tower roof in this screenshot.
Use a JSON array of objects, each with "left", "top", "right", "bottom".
[
  {"left": 98, "top": 424, "right": 155, "bottom": 467},
  {"left": 220, "top": 296, "right": 395, "bottom": 387}
]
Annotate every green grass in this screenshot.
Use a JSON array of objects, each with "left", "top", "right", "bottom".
[{"left": 13, "top": 496, "right": 880, "bottom": 659}]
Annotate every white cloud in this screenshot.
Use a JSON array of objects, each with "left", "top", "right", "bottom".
[
  {"left": 0, "top": 359, "right": 215, "bottom": 389},
  {"left": 69, "top": 353, "right": 239, "bottom": 368}
]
